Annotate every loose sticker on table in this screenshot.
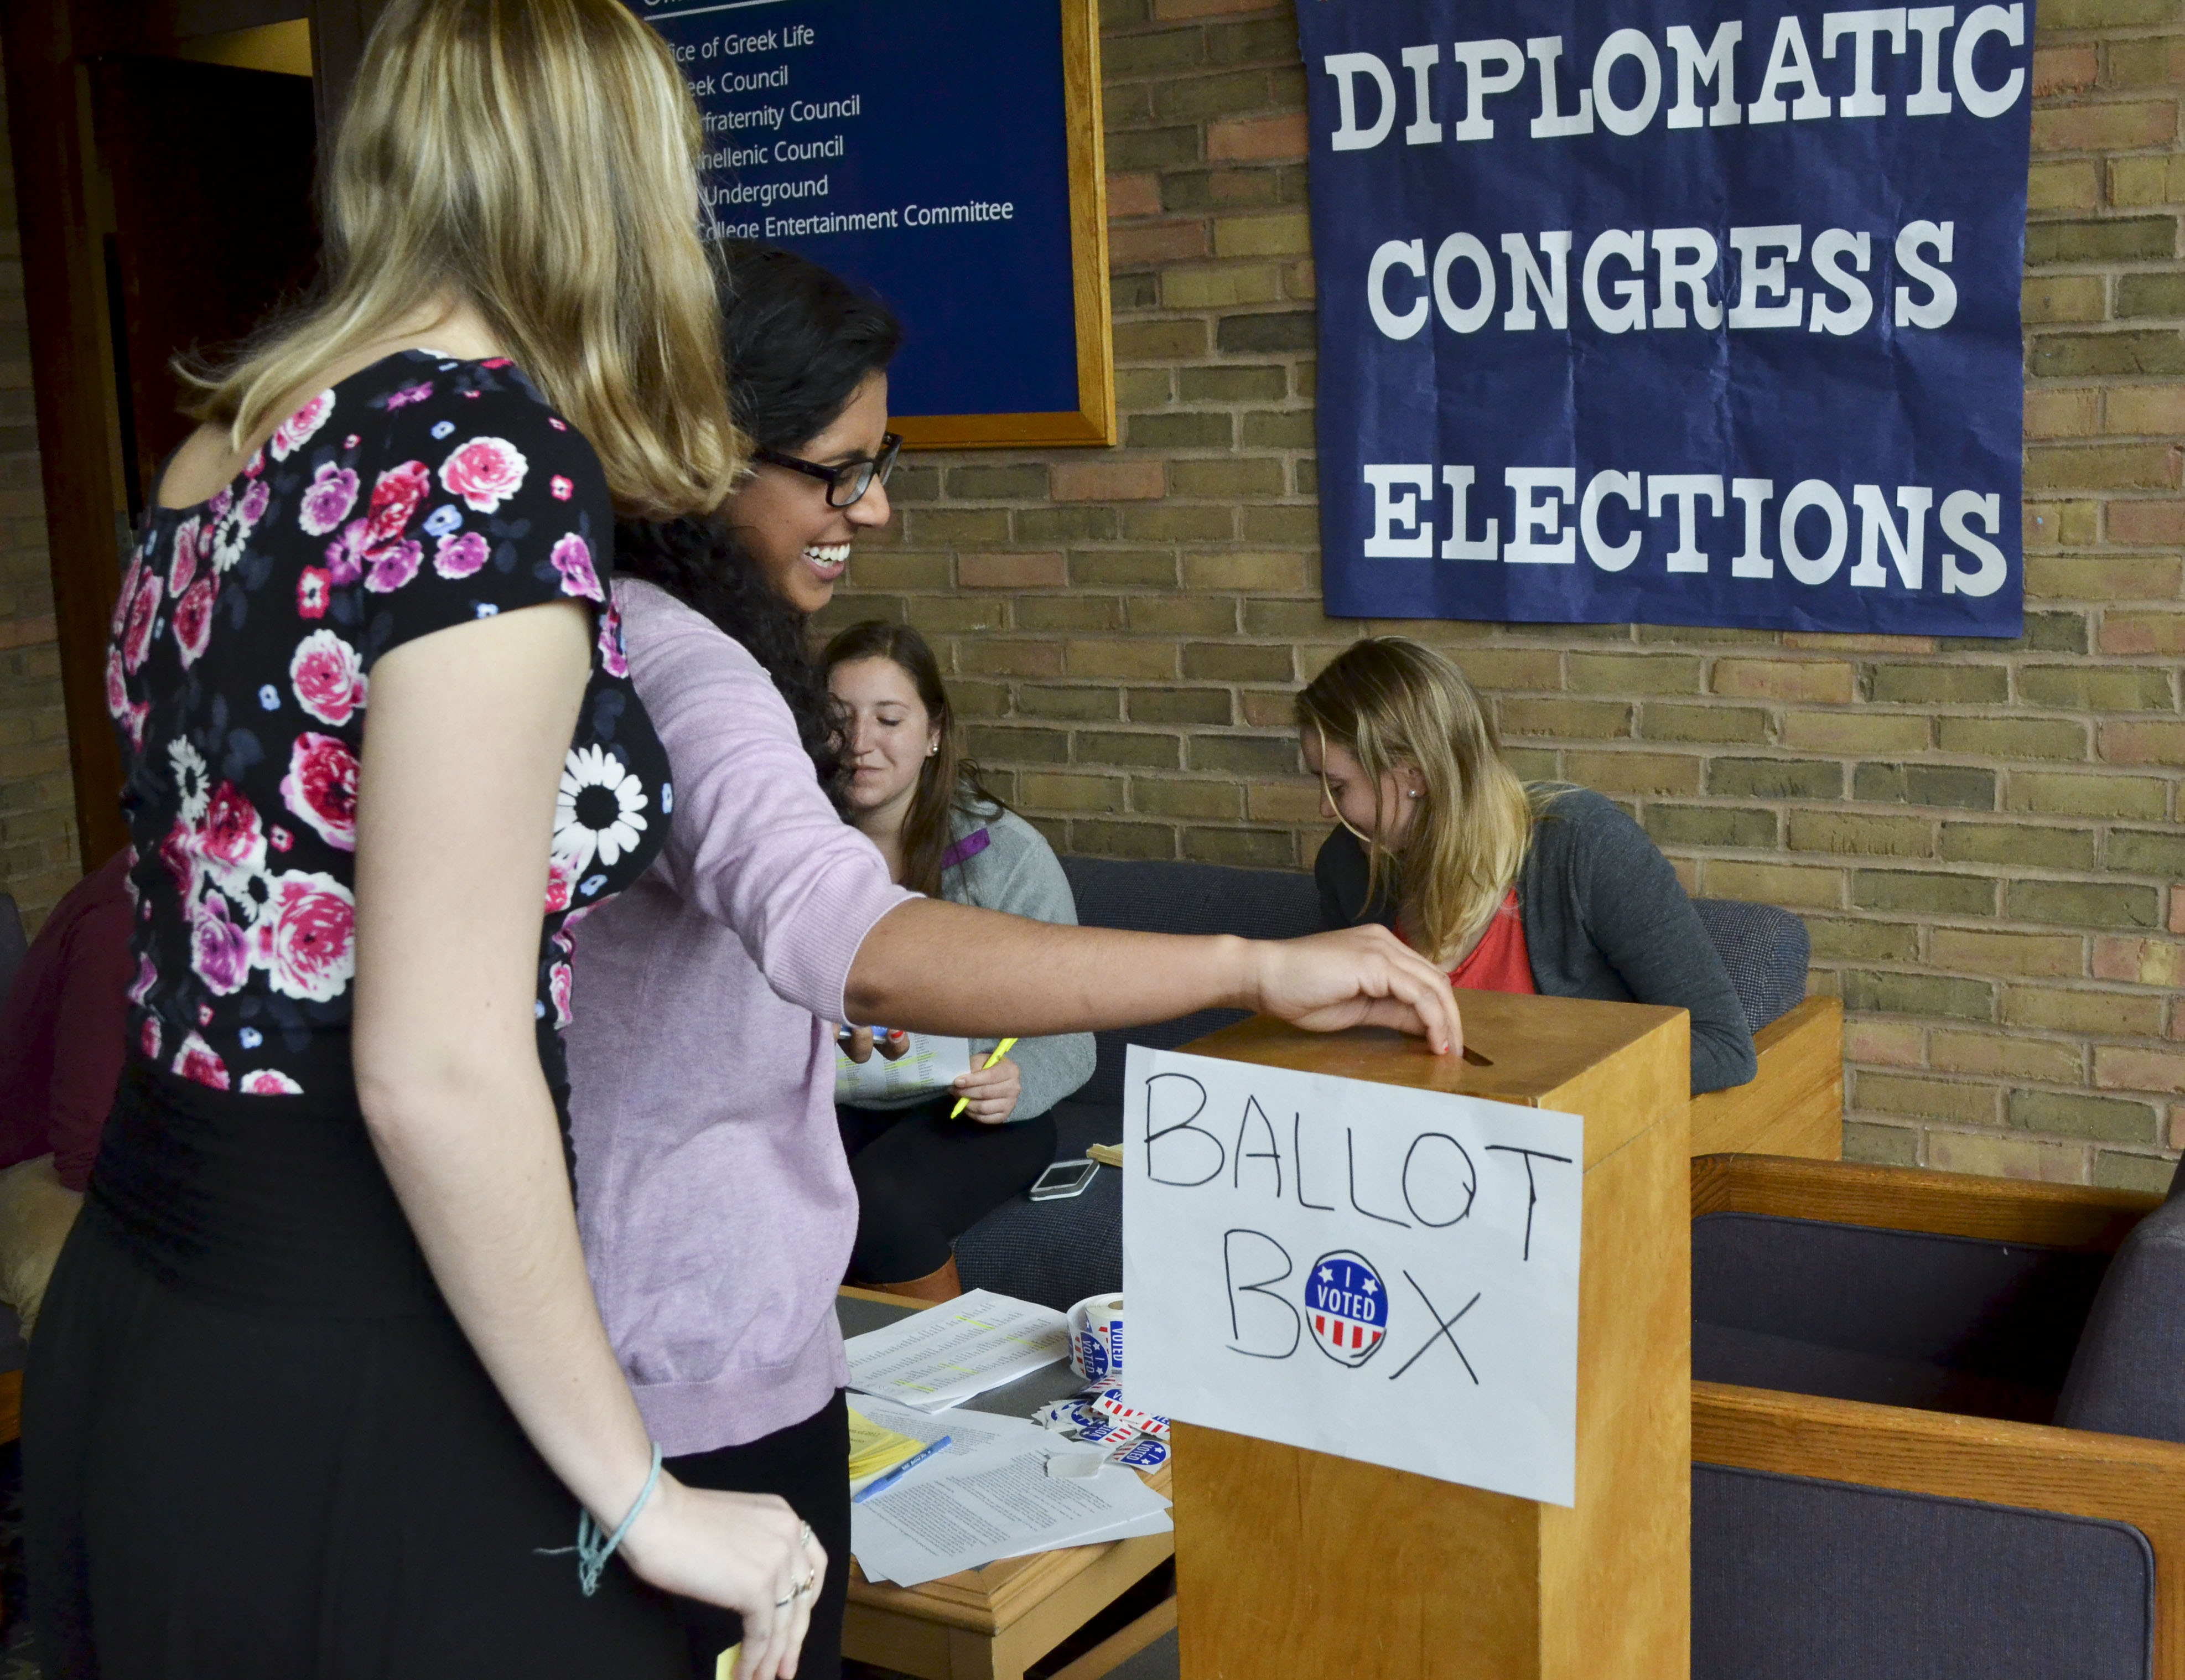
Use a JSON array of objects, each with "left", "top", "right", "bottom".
[{"left": 1122, "top": 1046, "right": 1582, "bottom": 1506}]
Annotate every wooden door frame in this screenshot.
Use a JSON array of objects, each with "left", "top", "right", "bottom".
[{"left": 0, "top": 0, "right": 380, "bottom": 873}]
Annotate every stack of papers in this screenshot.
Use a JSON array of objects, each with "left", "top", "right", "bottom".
[
  {"left": 847, "top": 1407, "right": 928, "bottom": 1494},
  {"left": 844, "top": 1288, "right": 1071, "bottom": 1412},
  {"left": 845, "top": 1397, "right": 1171, "bottom": 1588}
]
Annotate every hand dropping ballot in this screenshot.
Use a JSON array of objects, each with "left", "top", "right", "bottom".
[{"left": 1122, "top": 1046, "right": 1582, "bottom": 1505}]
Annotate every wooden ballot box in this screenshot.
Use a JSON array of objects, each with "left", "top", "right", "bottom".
[{"left": 1170, "top": 992, "right": 1691, "bottom": 1680}]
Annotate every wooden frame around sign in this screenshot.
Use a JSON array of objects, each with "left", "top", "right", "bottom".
[{"left": 892, "top": 0, "right": 1114, "bottom": 452}]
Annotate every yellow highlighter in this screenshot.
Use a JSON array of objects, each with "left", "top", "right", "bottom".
[
  {"left": 715, "top": 1646, "right": 739, "bottom": 1679},
  {"left": 950, "top": 1038, "right": 1019, "bottom": 1118}
]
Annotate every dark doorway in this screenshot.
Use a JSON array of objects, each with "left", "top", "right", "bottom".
[{"left": 88, "top": 56, "right": 320, "bottom": 519}]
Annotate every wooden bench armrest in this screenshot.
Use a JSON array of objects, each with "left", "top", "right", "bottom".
[
  {"left": 1694, "top": 1379, "right": 2185, "bottom": 1676},
  {"left": 1692, "top": 1153, "right": 2161, "bottom": 1252}
]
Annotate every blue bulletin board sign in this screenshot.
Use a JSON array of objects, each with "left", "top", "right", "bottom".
[
  {"left": 631, "top": 0, "right": 1117, "bottom": 448},
  {"left": 1298, "top": 1, "right": 2032, "bottom": 636}
]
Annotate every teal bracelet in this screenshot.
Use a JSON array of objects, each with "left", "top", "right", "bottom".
[{"left": 544, "top": 1444, "right": 663, "bottom": 1597}]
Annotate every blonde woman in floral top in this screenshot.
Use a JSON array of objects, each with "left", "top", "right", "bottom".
[{"left": 24, "top": 5, "right": 826, "bottom": 1678}]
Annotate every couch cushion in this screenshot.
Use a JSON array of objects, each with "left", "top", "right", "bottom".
[
  {"left": 2055, "top": 1192, "right": 2185, "bottom": 1445},
  {"left": 1059, "top": 857, "right": 1322, "bottom": 1108},
  {"left": 954, "top": 1098, "right": 1122, "bottom": 1311},
  {"left": 1694, "top": 1464, "right": 2154, "bottom": 1680},
  {"left": 1689, "top": 898, "right": 1808, "bottom": 1034},
  {"left": 1695, "top": 1212, "right": 2109, "bottom": 1422}
]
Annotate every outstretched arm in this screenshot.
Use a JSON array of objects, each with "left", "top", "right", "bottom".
[{"left": 844, "top": 898, "right": 1463, "bottom": 1058}]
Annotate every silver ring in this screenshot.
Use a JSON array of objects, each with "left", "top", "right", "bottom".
[
  {"left": 797, "top": 1570, "right": 817, "bottom": 1596},
  {"left": 799, "top": 1521, "right": 814, "bottom": 1550},
  {"left": 774, "top": 1592, "right": 796, "bottom": 1609}
]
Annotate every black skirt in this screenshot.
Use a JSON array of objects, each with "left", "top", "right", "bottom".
[{"left": 24, "top": 1061, "right": 690, "bottom": 1680}]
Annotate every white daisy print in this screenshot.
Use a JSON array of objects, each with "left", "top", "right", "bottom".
[
  {"left": 169, "top": 737, "right": 211, "bottom": 825},
  {"left": 552, "top": 744, "right": 648, "bottom": 878}
]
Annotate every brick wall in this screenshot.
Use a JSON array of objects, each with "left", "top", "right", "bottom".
[
  {"left": 0, "top": 51, "right": 79, "bottom": 934},
  {"left": 817, "top": 0, "right": 2185, "bottom": 1190}
]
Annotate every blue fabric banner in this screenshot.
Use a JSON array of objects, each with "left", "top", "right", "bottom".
[{"left": 1298, "top": 1, "right": 2031, "bottom": 635}]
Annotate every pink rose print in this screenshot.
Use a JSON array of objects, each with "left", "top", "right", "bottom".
[
  {"left": 172, "top": 1031, "right": 231, "bottom": 1090},
  {"left": 385, "top": 382, "right": 433, "bottom": 411},
  {"left": 140, "top": 1017, "right": 161, "bottom": 1059},
  {"left": 121, "top": 568, "right": 163, "bottom": 673},
  {"left": 169, "top": 517, "right": 200, "bottom": 595},
  {"left": 128, "top": 954, "right": 157, "bottom": 1006},
  {"left": 549, "top": 961, "right": 574, "bottom": 1030},
  {"left": 299, "top": 463, "right": 360, "bottom": 537},
  {"left": 433, "top": 531, "right": 490, "bottom": 579},
  {"left": 323, "top": 523, "right": 370, "bottom": 587},
  {"left": 201, "top": 782, "right": 266, "bottom": 876},
  {"left": 241, "top": 1069, "right": 305, "bottom": 1096},
  {"left": 363, "top": 538, "right": 423, "bottom": 594},
  {"left": 290, "top": 630, "right": 367, "bottom": 726},
  {"left": 297, "top": 567, "right": 331, "bottom": 619},
  {"left": 190, "top": 893, "right": 252, "bottom": 995},
  {"left": 438, "top": 436, "right": 529, "bottom": 513},
  {"left": 199, "top": 1004, "right": 214, "bottom": 1026},
  {"left": 244, "top": 448, "right": 264, "bottom": 479},
  {"left": 548, "top": 418, "right": 567, "bottom": 432},
  {"left": 543, "top": 855, "right": 575, "bottom": 915},
  {"left": 240, "top": 478, "right": 271, "bottom": 527},
  {"left": 207, "top": 480, "right": 266, "bottom": 574},
  {"left": 252, "top": 870, "right": 356, "bottom": 1003},
  {"left": 104, "top": 645, "right": 129, "bottom": 723},
  {"left": 269, "top": 390, "right": 335, "bottom": 460},
  {"left": 173, "top": 575, "right": 217, "bottom": 667},
  {"left": 598, "top": 600, "right": 629, "bottom": 678},
  {"left": 551, "top": 476, "right": 573, "bottom": 501},
  {"left": 123, "top": 701, "right": 148, "bottom": 751},
  {"left": 550, "top": 534, "right": 603, "bottom": 602},
  {"left": 113, "top": 554, "right": 143, "bottom": 638},
  {"left": 482, "top": 357, "right": 513, "bottom": 369},
  {"left": 365, "top": 460, "right": 432, "bottom": 546},
  {"left": 281, "top": 732, "right": 359, "bottom": 852},
  {"left": 270, "top": 826, "right": 293, "bottom": 852},
  {"left": 158, "top": 818, "right": 199, "bottom": 894}
]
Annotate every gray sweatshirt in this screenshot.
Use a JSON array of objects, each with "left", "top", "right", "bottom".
[
  {"left": 1315, "top": 786, "right": 1758, "bottom": 1095},
  {"left": 938, "top": 805, "right": 1098, "bottom": 1121}
]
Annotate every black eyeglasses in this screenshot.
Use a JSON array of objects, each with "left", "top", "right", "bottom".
[{"left": 754, "top": 433, "right": 902, "bottom": 508}]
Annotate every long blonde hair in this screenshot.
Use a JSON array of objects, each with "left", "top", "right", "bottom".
[
  {"left": 1297, "top": 637, "right": 1553, "bottom": 966},
  {"left": 183, "top": 0, "right": 740, "bottom": 518}
]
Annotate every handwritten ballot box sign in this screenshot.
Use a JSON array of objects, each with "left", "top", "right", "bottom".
[
  {"left": 629, "top": 0, "right": 1114, "bottom": 446},
  {"left": 1121, "top": 1047, "right": 1583, "bottom": 1507},
  {"left": 1299, "top": 0, "right": 2032, "bottom": 637}
]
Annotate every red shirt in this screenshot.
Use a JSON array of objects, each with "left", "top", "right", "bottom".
[
  {"left": 1409, "top": 890, "right": 1538, "bottom": 995},
  {"left": 0, "top": 851, "right": 134, "bottom": 1190}
]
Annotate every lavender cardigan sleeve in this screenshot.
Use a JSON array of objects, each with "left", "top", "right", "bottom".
[{"left": 629, "top": 579, "right": 910, "bottom": 1018}]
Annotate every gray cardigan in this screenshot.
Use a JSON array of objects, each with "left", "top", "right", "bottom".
[
  {"left": 937, "top": 805, "right": 1097, "bottom": 1122},
  {"left": 1314, "top": 787, "right": 1758, "bottom": 1095}
]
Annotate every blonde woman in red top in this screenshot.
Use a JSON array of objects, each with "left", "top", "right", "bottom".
[{"left": 1300, "top": 636, "right": 1757, "bottom": 1096}]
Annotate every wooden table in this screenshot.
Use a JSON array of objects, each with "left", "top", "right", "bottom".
[
  {"left": 838, "top": 1288, "right": 1177, "bottom": 1680},
  {"left": 1168, "top": 992, "right": 1693, "bottom": 1680}
]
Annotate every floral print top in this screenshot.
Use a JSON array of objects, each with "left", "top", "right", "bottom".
[{"left": 107, "top": 350, "right": 671, "bottom": 1100}]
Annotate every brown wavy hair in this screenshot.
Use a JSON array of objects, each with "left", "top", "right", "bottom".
[
  {"left": 822, "top": 622, "right": 1004, "bottom": 896},
  {"left": 182, "top": 0, "right": 740, "bottom": 518}
]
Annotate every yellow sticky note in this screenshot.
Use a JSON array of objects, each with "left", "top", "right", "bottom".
[{"left": 715, "top": 1645, "right": 740, "bottom": 1680}]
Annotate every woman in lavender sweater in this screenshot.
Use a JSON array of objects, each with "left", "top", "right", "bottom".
[{"left": 564, "top": 246, "right": 1462, "bottom": 1679}]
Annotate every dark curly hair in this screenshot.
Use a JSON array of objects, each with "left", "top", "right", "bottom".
[
  {"left": 615, "top": 517, "right": 844, "bottom": 801},
  {"left": 613, "top": 243, "right": 901, "bottom": 798}
]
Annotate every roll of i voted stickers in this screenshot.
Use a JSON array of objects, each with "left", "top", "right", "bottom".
[
  {"left": 1066, "top": 1293, "right": 1124, "bottom": 1383},
  {"left": 1091, "top": 1387, "right": 1170, "bottom": 1438},
  {"left": 1112, "top": 1437, "right": 1170, "bottom": 1472}
]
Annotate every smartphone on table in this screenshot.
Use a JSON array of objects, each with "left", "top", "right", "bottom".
[{"left": 1029, "top": 1159, "right": 1099, "bottom": 1201}]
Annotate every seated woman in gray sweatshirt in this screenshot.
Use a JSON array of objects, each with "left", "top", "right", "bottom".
[
  {"left": 1302, "top": 635, "right": 1758, "bottom": 1096},
  {"left": 824, "top": 621, "right": 1095, "bottom": 1299}
]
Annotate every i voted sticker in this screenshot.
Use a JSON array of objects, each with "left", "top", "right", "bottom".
[{"left": 1305, "top": 1249, "right": 1388, "bottom": 1368}]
